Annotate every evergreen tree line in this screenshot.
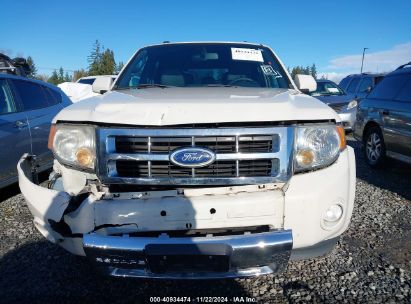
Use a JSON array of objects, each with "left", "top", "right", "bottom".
[
  {"left": 288, "top": 64, "right": 318, "bottom": 80},
  {"left": 26, "top": 45, "right": 322, "bottom": 85},
  {"left": 26, "top": 40, "right": 124, "bottom": 85}
]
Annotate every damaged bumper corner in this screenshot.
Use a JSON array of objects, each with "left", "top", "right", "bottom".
[{"left": 17, "top": 154, "right": 72, "bottom": 243}]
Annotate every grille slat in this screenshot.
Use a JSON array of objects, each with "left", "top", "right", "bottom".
[
  {"left": 116, "top": 160, "right": 273, "bottom": 178},
  {"left": 115, "top": 135, "right": 275, "bottom": 154}
]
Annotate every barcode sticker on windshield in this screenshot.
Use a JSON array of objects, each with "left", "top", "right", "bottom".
[
  {"left": 261, "top": 65, "right": 282, "bottom": 78},
  {"left": 231, "top": 48, "right": 264, "bottom": 62}
]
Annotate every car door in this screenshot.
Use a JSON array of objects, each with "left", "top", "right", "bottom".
[
  {"left": 386, "top": 75, "right": 411, "bottom": 158},
  {"left": 0, "top": 78, "right": 31, "bottom": 187},
  {"left": 11, "top": 79, "right": 64, "bottom": 171},
  {"left": 367, "top": 73, "right": 411, "bottom": 156}
]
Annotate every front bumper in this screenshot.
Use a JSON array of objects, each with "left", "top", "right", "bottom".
[
  {"left": 83, "top": 230, "right": 292, "bottom": 279},
  {"left": 338, "top": 109, "right": 356, "bottom": 131},
  {"left": 18, "top": 146, "right": 355, "bottom": 278}
]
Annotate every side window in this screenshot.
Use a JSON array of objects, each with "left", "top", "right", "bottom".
[
  {"left": 42, "top": 86, "right": 62, "bottom": 105},
  {"left": 358, "top": 77, "right": 373, "bottom": 93},
  {"left": 0, "top": 79, "right": 17, "bottom": 114},
  {"left": 48, "top": 88, "right": 62, "bottom": 104},
  {"left": 346, "top": 77, "right": 360, "bottom": 93},
  {"left": 368, "top": 74, "right": 409, "bottom": 100},
  {"left": 395, "top": 76, "right": 411, "bottom": 102},
  {"left": 12, "top": 80, "right": 49, "bottom": 111}
]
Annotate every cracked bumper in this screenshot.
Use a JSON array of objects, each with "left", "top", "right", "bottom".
[
  {"left": 18, "top": 146, "right": 355, "bottom": 278},
  {"left": 17, "top": 154, "right": 72, "bottom": 243}
]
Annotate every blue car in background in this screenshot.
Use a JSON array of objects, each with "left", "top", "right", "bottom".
[
  {"left": 309, "top": 79, "right": 357, "bottom": 131},
  {"left": 0, "top": 74, "right": 72, "bottom": 188}
]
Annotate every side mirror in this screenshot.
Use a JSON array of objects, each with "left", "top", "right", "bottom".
[
  {"left": 294, "top": 74, "right": 317, "bottom": 93},
  {"left": 92, "top": 76, "right": 113, "bottom": 94}
]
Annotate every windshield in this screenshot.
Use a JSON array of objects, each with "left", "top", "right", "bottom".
[
  {"left": 114, "top": 43, "right": 291, "bottom": 89},
  {"left": 310, "top": 81, "right": 345, "bottom": 96}
]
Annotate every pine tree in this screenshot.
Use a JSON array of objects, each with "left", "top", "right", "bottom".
[
  {"left": 310, "top": 63, "right": 317, "bottom": 79},
  {"left": 73, "top": 69, "right": 88, "bottom": 81},
  {"left": 100, "top": 49, "right": 116, "bottom": 74},
  {"left": 26, "top": 56, "right": 37, "bottom": 78},
  {"left": 48, "top": 70, "right": 59, "bottom": 85},
  {"left": 116, "top": 61, "right": 124, "bottom": 74},
  {"left": 64, "top": 72, "right": 72, "bottom": 82},
  {"left": 58, "top": 67, "right": 65, "bottom": 83},
  {"left": 290, "top": 64, "right": 318, "bottom": 79},
  {"left": 88, "top": 40, "right": 102, "bottom": 75}
]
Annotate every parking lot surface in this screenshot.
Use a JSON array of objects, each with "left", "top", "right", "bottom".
[{"left": 0, "top": 136, "right": 410, "bottom": 303}]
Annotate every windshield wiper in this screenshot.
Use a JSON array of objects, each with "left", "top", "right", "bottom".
[
  {"left": 114, "top": 84, "right": 170, "bottom": 90},
  {"left": 205, "top": 84, "right": 235, "bottom": 87}
]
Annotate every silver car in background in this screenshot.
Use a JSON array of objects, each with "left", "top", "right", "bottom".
[
  {"left": 309, "top": 79, "right": 357, "bottom": 130},
  {"left": 0, "top": 74, "right": 71, "bottom": 188}
]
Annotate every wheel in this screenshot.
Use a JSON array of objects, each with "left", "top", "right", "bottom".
[{"left": 363, "top": 126, "right": 386, "bottom": 168}]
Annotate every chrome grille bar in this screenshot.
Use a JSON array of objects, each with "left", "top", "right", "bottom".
[
  {"left": 235, "top": 135, "right": 239, "bottom": 177},
  {"left": 97, "top": 126, "right": 294, "bottom": 185},
  {"left": 147, "top": 136, "right": 152, "bottom": 178}
]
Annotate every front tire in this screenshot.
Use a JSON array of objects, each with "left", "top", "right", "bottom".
[{"left": 364, "top": 126, "right": 386, "bottom": 168}]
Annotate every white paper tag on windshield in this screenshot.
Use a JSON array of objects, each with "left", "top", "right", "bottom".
[
  {"left": 260, "top": 65, "right": 282, "bottom": 78},
  {"left": 231, "top": 48, "right": 263, "bottom": 62},
  {"left": 327, "top": 87, "right": 339, "bottom": 93}
]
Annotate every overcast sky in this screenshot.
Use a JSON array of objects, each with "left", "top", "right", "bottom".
[{"left": 2, "top": 0, "right": 410, "bottom": 82}]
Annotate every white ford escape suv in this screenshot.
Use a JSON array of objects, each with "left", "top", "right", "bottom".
[{"left": 18, "top": 42, "right": 355, "bottom": 278}]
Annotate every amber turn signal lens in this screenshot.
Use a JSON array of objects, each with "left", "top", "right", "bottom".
[
  {"left": 337, "top": 125, "right": 346, "bottom": 150},
  {"left": 47, "top": 124, "right": 56, "bottom": 150},
  {"left": 76, "top": 147, "right": 93, "bottom": 167},
  {"left": 296, "top": 149, "right": 315, "bottom": 166}
]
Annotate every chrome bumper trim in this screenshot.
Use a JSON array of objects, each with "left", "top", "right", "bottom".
[{"left": 83, "top": 230, "right": 293, "bottom": 279}]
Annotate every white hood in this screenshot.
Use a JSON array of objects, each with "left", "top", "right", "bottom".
[{"left": 53, "top": 87, "right": 339, "bottom": 126}]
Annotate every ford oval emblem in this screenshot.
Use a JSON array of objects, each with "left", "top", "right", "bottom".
[{"left": 170, "top": 147, "right": 216, "bottom": 168}]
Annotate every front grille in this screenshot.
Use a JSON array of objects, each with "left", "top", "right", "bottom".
[
  {"left": 328, "top": 103, "right": 347, "bottom": 113},
  {"left": 116, "top": 160, "right": 274, "bottom": 178},
  {"left": 98, "top": 126, "right": 293, "bottom": 185},
  {"left": 115, "top": 135, "right": 276, "bottom": 154}
]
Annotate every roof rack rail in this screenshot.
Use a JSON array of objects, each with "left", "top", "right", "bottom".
[{"left": 396, "top": 62, "right": 411, "bottom": 70}]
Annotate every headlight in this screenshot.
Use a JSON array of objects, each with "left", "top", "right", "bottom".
[
  {"left": 347, "top": 100, "right": 357, "bottom": 110},
  {"left": 294, "top": 125, "right": 346, "bottom": 172},
  {"left": 49, "top": 124, "right": 96, "bottom": 170}
]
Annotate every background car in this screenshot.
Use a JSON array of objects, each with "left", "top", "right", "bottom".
[
  {"left": 310, "top": 79, "right": 357, "bottom": 130},
  {"left": 0, "top": 74, "right": 72, "bottom": 188},
  {"left": 339, "top": 73, "right": 385, "bottom": 101},
  {"left": 0, "top": 53, "right": 31, "bottom": 77},
  {"left": 354, "top": 62, "right": 411, "bottom": 167}
]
